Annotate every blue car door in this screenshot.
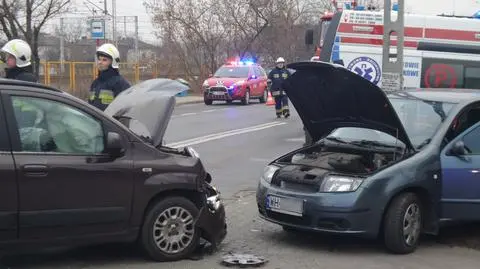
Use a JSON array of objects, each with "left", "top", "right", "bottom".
[{"left": 441, "top": 122, "right": 480, "bottom": 220}]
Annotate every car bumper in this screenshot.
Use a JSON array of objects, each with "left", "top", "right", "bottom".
[
  {"left": 256, "top": 179, "right": 381, "bottom": 238},
  {"left": 204, "top": 89, "right": 244, "bottom": 100},
  {"left": 196, "top": 185, "right": 227, "bottom": 247}
]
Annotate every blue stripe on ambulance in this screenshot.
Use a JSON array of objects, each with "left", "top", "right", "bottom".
[{"left": 331, "top": 36, "right": 341, "bottom": 62}]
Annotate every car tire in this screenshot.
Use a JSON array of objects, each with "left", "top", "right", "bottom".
[
  {"left": 204, "top": 96, "right": 213, "bottom": 105},
  {"left": 241, "top": 89, "right": 250, "bottom": 105},
  {"left": 140, "top": 196, "right": 200, "bottom": 262},
  {"left": 259, "top": 89, "right": 267, "bottom": 103},
  {"left": 383, "top": 192, "right": 422, "bottom": 254}
]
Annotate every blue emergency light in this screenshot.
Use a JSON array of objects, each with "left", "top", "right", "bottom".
[{"left": 474, "top": 10, "right": 480, "bottom": 18}]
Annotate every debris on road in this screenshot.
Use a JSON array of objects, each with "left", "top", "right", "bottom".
[{"left": 221, "top": 253, "right": 268, "bottom": 267}]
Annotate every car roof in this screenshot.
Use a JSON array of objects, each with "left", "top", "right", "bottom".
[
  {"left": 0, "top": 78, "right": 62, "bottom": 93},
  {"left": 389, "top": 88, "right": 480, "bottom": 103}
]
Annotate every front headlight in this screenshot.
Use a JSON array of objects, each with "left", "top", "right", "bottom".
[
  {"left": 261, "top": 165, "right": 279, "bottom": 184},
  {"left": 235, "top": 80, "right": 245, "bottom": 86},
  {"left": 202, "top": 80, "right": 209, "bottom": 87},
  {"left": 320, "top": 175, "right": 364, "bottom": 192},
  {"left": 186, "top": 146, "right": 200, "bottom": 158},
  {"left": 207, "top": 194, "right": 221, "bottom": 211}
]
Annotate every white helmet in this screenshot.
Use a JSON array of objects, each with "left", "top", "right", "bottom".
[
  {"left": 276, "top": 57, "right": 285, "bottom": 64},
  {"left": 96, "top": 43, "right": 120, "bottom": 69},
  {"left": 1, "top": 39, "right": 32, "bottom": 68}
]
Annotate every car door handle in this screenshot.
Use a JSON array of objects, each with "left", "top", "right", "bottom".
[{"left": 23, "top": 164, "right": 48, "bottom": 177}]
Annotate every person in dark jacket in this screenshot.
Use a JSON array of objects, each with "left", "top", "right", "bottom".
[
  {"left": 1, "top": 39, "right": 38, "bottom": 82},
  {"left": 88, "top": 43, "right": 131, "bottom": 111},
  {"left": 268, "top": 57, "right": 291, "bottom": 118}
]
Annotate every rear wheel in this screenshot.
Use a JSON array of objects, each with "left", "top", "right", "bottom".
[
  {"left": 140, "top": 196, "right": 200, "bottom": 261},
  {"left": 259, "top": 89, "right": 268, "bottom": 103},
  {"left": 383, "top": 193, "right": 422, "bottom": 254}
]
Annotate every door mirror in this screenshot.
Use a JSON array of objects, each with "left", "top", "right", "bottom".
[
  {"left": 208, "top": 73, "right": 213, "bottom": 78},
  {"left": 305, "top": 29, "right": 314, "bottom": 45},
  {"left": 106, "top": 132, "right": 124, "bottom": 157},
  {"left": 450, "top": 140, "right": 467, "bottom": 156}
]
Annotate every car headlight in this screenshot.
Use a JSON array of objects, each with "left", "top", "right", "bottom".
[
  {"left": 202, "top": 81, "right": 209, "bottom": 87},
  {"left": 186, "top": 146, "right": 200, "bottom": 158},
  {"left": 261, "top": 165, "right": 279, "bottom": 184},
  {"left": 320, "top": 175, "right": 364, "bottom": 192},
  {"left": 235, "top": 80, "right": 245, "bottom": 86}
]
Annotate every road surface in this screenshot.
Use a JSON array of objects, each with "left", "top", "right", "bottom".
[{"left": 3, "top": 101, "right": 480, "bottom": 268}]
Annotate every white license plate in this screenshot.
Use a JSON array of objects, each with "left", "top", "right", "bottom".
[
  {"left": 212, "top": 91, "right": 224, "bottom": 95},
  {"left": 266, "top": 195, "right": 304, "bottom": 216}
]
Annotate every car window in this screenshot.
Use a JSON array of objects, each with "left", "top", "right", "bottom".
[
  {"left": 11, "top": 96, "right": 104, "bottom": 154},
  {"left": 213, "top": 66, "right": 250, "bottom": 78},
  {"left": 389, "top": 96, "right": 456, "bottom": 148},
  {"left": 462, "top": 125, "right": 480, "bottom": 155},
  {"left": 327, "top": 127, "right": 405, "bottom": 147},
  {"left": 0, "top": 100, "right": 8, "bottom": 151}
]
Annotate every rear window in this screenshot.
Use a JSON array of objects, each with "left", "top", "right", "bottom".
[
  {"left": 420, "top": 58, "right": 480, "bottom": 89},
  {"left": 214, "top": 66, "right": 250, "bottom": 78}
]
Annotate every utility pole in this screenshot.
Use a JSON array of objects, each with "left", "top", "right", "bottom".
[
  {"left": 60, "top": 17, "right": 65, "bottom": 73},
  {"left": 112, "top": 0, "right": 117, "bottom": 46},
  {"left": 381, "top": 0, "right": 405, "bottom": 92},
  {"left": 135, "top": 15, "right": 139, "bottom": 64}
]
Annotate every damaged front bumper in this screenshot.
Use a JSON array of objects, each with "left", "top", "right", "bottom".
[{"left": 196, "top": 182, "right": 227, "bottom": 248}]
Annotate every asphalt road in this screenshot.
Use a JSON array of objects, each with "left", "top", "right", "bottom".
[{"left": 3, "top": 100, "right": 480, "bottom": 268}]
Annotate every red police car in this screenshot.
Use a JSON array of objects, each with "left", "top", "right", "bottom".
[{"left": 202, "top": 61, "right": 269, "bottom": 105}]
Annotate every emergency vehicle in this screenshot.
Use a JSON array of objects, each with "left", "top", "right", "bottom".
[
  {"left": 307, "top": 6, "right": 480, "bottom": 89},
  {"left": 202, "top": 60, "right": 269, "bottom": 105}
]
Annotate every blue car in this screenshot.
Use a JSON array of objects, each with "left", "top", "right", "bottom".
[{"left": 256, "top": 61, "right": 480, "bottom": 254}]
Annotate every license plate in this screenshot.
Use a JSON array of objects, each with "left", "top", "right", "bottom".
[
  {"left": 266, "top": 195, "right": 304, "bottom": 216},
  {"left": 212, "top": 91, "right": 224, "bottom": 95}
]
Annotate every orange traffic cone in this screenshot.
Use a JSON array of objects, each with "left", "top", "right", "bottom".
[{"left": 266, "top": 91, "right": 275, "bottom": 106}]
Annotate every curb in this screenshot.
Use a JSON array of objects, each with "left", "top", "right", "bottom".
[{"left": 175, "top": 97, "right": 204, "bottom": 106}]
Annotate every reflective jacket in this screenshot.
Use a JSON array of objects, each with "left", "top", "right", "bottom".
[
  {"left": 88, "top": 67, "right": 131, "bottom": 111},
  {"left": 268, "top": 67, "right": 291, "bottom": 92}
]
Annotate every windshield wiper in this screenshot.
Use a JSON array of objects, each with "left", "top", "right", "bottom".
[
  {"left": 324, "top": 137, "right": 349, "bottom": 144},
  {"left": 349, "top": 140, "right": 402, "bottom": 149},
  {"left": 416, "top": 138, "right": 431, "bottom": 150}
]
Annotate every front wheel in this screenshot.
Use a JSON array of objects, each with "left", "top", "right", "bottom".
[
  {"left": 140, "top": 196, "right": 200, "bottom": 261},
  {"left": 383, "top": 193, "right": 422, "bottom": 254},
  {"left": 241, "top": 89, "right": 250, "bottom": 105},
  {"left": 204, "top": 96, "right": 213, "bottom": 105}
]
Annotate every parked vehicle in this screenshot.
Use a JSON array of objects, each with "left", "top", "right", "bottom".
[
  {"left": 257, "top": 61, "right": 480, "bottom": 254},
  {"left": 0, "top": 78, "right": 227, "bottom": 261},
  {"left": 202, "top": 61, "right": 269, "bottom": 105}
]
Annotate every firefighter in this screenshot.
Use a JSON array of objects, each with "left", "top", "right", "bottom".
[
  {"left": 268, "top": 57, "right": 291, "bottom": 118},
  {"left": 88, "top": 43, "right": 131, "bottom": 111},
  {"left": 1, "top": 39, "right": 37, "bottom": 82}
]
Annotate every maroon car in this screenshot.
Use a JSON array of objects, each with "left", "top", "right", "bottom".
[{"left": 0, "top": 78, "right": 226, "bottom": 261}]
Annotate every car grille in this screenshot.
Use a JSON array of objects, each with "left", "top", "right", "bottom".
[{"left": 207, "top": 87, "right": 228, "bottom": 99}]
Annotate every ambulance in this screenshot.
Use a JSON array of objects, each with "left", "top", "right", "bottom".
[{"left": 307, "top": 8, "right": 480, "bottom": 89}]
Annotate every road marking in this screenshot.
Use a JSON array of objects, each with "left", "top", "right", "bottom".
[
  {"left": 249, "top": 158, "right": 272, "bottom": 162},
  {"left": 202, "top": 109, "right": 216, "bottom": 113},
  {"left": 285, "top": 137, "right": 305, "bottom": 142},
  {"left": 166, "top": 121, "right": 287, "bottom": 148},
  {"left": 180, "top": 112, "right": 197, "bottom": 116}
]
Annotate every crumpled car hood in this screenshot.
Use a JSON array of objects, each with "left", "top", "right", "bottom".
[{"left": 104, "top": 78, "right": 189, "bottom": 147}]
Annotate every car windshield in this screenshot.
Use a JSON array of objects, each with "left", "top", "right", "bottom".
[
  {"left": 326, "top": 127, "right": 405, "bottom": 148},
  {"left": 388, "top": 96, "right": 456, "bottom": 148},
  {"left": 214, "top": 66, "right": 250, "bottom": 78}
]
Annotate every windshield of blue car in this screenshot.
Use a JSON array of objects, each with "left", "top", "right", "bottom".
[
  {"left": 389, "top": 97, "right": 456, "bottom": 148},
  {"left": 326, "top": 127, "right": 405, "bottom": 148},
  {"left": 213, "top": 66, "right": 250, "bottom": 78}
]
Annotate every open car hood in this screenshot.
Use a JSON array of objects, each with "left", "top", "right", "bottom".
[
  {"left": 104, "top": 78, "right": 189, "bottom": 147},
  {"left": 284, "top": 61, "right": 414, "bottom": 150}
]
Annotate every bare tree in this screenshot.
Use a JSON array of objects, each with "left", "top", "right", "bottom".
[
  {"left": 54, "top": 18, "right": 88, "bottom": 43},
  {"left": 0, "top": 0, "right": 71, "bottom": 76}
]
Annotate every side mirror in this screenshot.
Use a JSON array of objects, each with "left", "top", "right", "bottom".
[
  {"left": 305, "top": 29, "right": 314, "bottom": 45},
  {"left": 208, "top": 73, "right": 213, "bottom": 77},
  {"left": 450, "top": 140, "right": 467, "bottom": 156},
  {"left": 106, "top": 132, "right": 124, "bottom": 157}
]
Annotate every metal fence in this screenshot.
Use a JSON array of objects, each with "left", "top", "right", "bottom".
[{"left": 39, "top": 61, "right": 159, "bottom": 100}]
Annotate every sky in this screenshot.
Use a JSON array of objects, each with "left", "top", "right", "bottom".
[{"left": 49, "top": 0, "right": 480, "bottom": 46}]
